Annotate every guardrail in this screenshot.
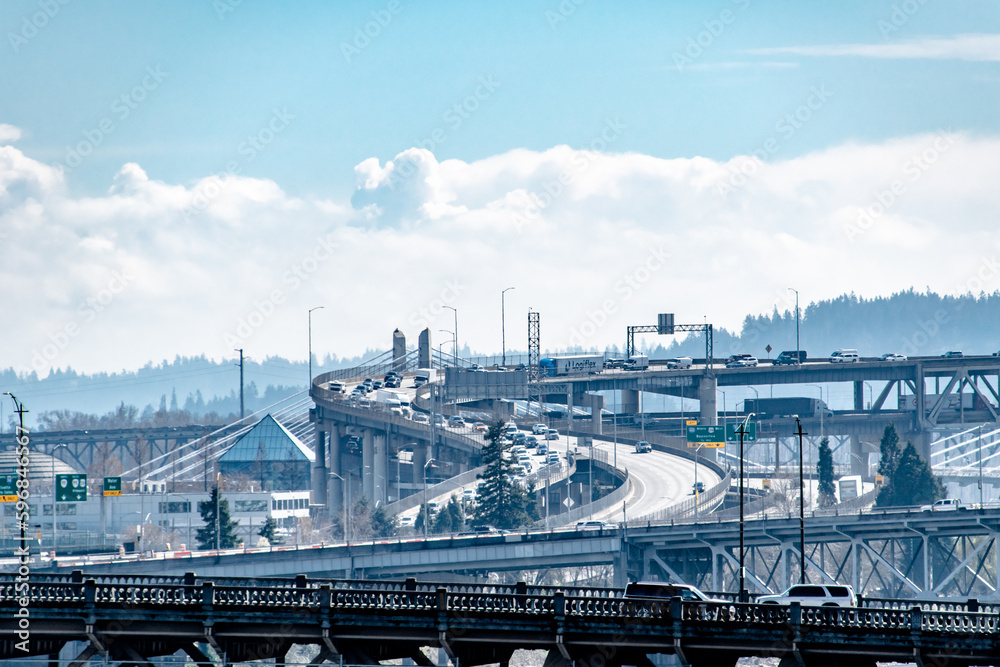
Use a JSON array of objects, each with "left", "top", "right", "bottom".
[{"left": 550, "top": 452, "right": 630, "bottom": 527}]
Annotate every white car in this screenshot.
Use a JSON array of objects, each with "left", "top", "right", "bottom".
[
  {"left": 545, "top": 428, "right": 559, "bottom": 440},
  {"left": 532, "top": 424, "right": 548, "bottom": 435},
  {"left": 880, "top": 353, "right": 907, "bottom": 362},
  {"left": 576, "top": 520, "right": 611, "bottom": 530},
  {"left": 830, "top": 349, "right": 860, "bottom": 363},
  {"left": 725, "top": 354, "right": 758, "bottom": 368},
  {"left": 757, "top": 584, "right": 857, "bottom": 607}
]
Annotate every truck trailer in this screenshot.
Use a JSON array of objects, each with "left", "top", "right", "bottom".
[
  {"left": 743, "top": 397, "right": 832, "bottom": 419},
  {"left": 539, "top": 355, "right": 604, "bottom": 376}
]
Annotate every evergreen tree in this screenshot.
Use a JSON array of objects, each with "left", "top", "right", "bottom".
[
  {"left": 258, "top": 516, "right": 282, "bottom": 545},
  {"left": 880, "top": 443, "right": 944, "bottom": 507},
  {"left": 472, "top": 421, "right": 532, "bottom": 530},
  {"left": 432, "top": 495, "right": 464, "bottom": 534},
  {"left": 196, "top": 486, "right": 241, "bottom": 549},
  {"left": 370, "top": 502, "right": 398, "bottom": 538},
  {"left": 414, "top": 503, "right": 428, "bottom": 533},
  {"left": 875, "top": 423, "right": 903, "bottom": 507},
  {"left": 816, "top": 437, "right": 837, "bottom": 508}
]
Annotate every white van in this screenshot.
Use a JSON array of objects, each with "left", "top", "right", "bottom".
[
  {"left": 829, "top": 349, "right": 860, "bottom": 363},
  {"left": 329, "top": 381, "right": 346, "bottom": 394}
]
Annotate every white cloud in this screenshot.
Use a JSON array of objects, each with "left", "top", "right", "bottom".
[
  {"left": 0, "top": 124, "right": 22, "bottom": 143},
  {"left": 749, "top": 34, "right": 1000, "bottom": 61},
  {"left": 1, "top": 131, "right": 999, "bottom": 377}
]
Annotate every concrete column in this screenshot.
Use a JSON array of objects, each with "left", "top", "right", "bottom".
[
  {"left": 851, "top": 435, "right": 865, "bottom": 476},
  {"left": 566, "top": 392, "right": 574, "bottom": 432},
  {"left": 328, "top": 422, "right": 343, "bottom": 522},
  {"left": 491, "top": 399, "right": 513, "bottom": 421},
  {"left": 418, "top": 328, "right": 432, "bottom": 369},
  {"left": 393, "top": 329, "right": 406, "bottom": 372},
  {"left": 698, "top": 375, "right": 718, "bottom": 425},
  {"left": 362, "top": 429, "right": 375, "bottom": 500},
  {"left": 373, "top": 432, "right": 387, "bottom": 505},
  {"left": 413, "top": 445, "right": 427, "bottom": 486},
  {"left": 620, "top": 389, "right": 640, "bottom": 417},
  {"left": 311, "top": 427, "right": 328, "bottom": 509},
  {"left": 581, "top": 393, "right": 604, "bottom": 435}
]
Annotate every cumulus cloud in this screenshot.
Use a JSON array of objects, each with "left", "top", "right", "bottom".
[
  {"left": 0, "top": 124, "right": 22, "bottom": 143},
  {"left": 1, "top": 132, "right": 998, "bottom": 377}
]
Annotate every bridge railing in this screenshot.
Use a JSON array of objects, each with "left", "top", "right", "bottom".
[{"left": 13, "top": 575, "right": 1000, "bottom": 635}]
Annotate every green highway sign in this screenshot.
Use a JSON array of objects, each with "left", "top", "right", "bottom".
[
  {"left": 103, "top": 476, "right": 122, "bottom": 497},
  {"left": 726, "top": 422, "right": 758, "bottom": 443},
  {"left": 0, "top": 473, "right": 17, "bottom": 502},
  {"left": 686, "top": 425, "right": 725, "bottom": 448},
  {"left": 55, "top": 473, "right": 87, "bottom": 502}
]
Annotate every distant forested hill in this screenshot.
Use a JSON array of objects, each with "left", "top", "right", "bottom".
[
  {"left": 646, "top": 290, "right": 1000, "bottom": 361},
  {"left": 0, "top": 350, "right": 381, "bottom": 430}
]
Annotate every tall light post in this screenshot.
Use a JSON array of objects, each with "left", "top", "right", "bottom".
[
  {"left": 501, "top": 287, "right": 515, "bottom": 366},
  {"left": 794, "top": 417, "right": 808, "bottom": 584},
  {"left": 443, "top": 305, "right": 458, "bottom": 360},
  {"left": 788, "top": 288, "right": 800, "bottom": 363},
  {"left": 423, "top": 459, "right": 434, "bottom": 536},
  {"left": 737, "top": 412, "right": 755, "bottom": 601},
  {"left": 51, "top": 443, "right": 69, "bottom": 556},
  {"left": 308, "top": 306, "right": 324, "bottom": 388}
]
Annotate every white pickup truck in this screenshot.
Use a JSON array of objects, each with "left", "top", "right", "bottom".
[
  {"left": 921, "top": 498, "right": 963, "bottom": 512},
  {"left": 667, "top": 356, "right": 693, "bottom": 369}
]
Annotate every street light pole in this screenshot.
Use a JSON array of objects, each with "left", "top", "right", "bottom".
[
  {"left": 443, "top": 305, "right": 458, "bottom": 361},
  {"left": 794, "top": 417, "right": 808, "bottom": 584},
  {"left": 738, "top": 412, "right": 755, "bottom": 602},
  {"left": 501, "top": 287, "right": 515, "bottom": 366},
  {"left": 788, "top": 288, "right": 800, "bottom": 364},
  {"left": 308, "top": 306, "right": 325, "bottom": 389},
  {"left": 329, "top": 471, "right": 348, "bottom": 543}
]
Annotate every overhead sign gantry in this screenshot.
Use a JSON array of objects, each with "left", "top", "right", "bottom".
[{"left": 626, "top": 313, "right": 714, "bottom": 370}]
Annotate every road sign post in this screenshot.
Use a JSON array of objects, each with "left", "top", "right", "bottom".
[{"left": 0, "top": 472, "right": 17, "bottom": 503}]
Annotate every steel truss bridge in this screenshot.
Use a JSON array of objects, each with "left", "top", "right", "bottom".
[
  {"left": 5, "top": 573, "right": 1000, "bottom": 667},
  {"left": 631, "top": 505, "right": 1000, "bottom": 600}
]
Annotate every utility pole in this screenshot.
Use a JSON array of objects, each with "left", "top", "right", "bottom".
[
  {"left": 794, "top": 417, "right": 808, "bottom": 584},
  {"left": 235, "top": 349, "right": 244, "bottom": 420},
  {"left": 737, "top": 413, "right": 754, "bottom": 602}
]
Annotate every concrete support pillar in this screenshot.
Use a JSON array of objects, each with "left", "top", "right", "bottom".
[
  {"left": 581, "top": 393, "right": 604, "bottom": 435},
  {"left": 418, "top": 328, "right": 432, "bottom": 369},
  {"left": 905, "top": 430, "right": 933, "bottom": 463},
  {"left": 619, "top": 388, "right": 639, "bottom": 420},
  {"left": 311, "top": 427, "right": 328, "bottom": 509},
  {"left": 566, "top": 392, "right": 574, "bottom": 432},
  {"left": 492, "top": 399, "right": 513, "bottom": 421},
  {"left": 698, "top": 375, "right": 718, "bottom": 425},
  {"left": 393, "top": 328, "right": 406, "bottom": 372},
  {"left": 413, "top": 446, "right": 427, "bottom": 486},
  {"left": 613, "top": 550, "right": 628, "bottom": 588},
  {"left": 373, "top": 432, "right": 387, "bottom": 505},
  {"left": 362, "top": 429, "right": 375, "bottom": 500},
  {"left": 854, "top": 380, "right": 864, "bottom": 411},
  {"left": 328, "top": 423, "right": 343, "bottom": 524}
]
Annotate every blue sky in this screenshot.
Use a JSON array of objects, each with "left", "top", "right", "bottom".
[
  {"left": 5, "top": 1, "right": 997, "bottom": 196},
  {"left": 2, "top": 1, "right": 999, "bottom": 375}
]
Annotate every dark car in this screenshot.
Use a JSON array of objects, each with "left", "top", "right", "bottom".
[
  {"left": 773, "top": 350, "right": 806, "bottom": 365},
  {"left": 943, "top": 351, "right": 964, "bottom": 358}
]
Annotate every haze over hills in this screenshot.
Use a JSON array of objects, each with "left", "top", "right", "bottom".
[{"left": 3, "top": 290, "right": 998, "bottom": 430}]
